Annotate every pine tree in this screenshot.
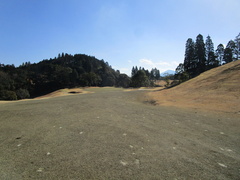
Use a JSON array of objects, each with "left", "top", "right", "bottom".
[
  {"left": 195, "top": 34, "right": 206, "bottom": 75},
  {"left": 216, "top": 44, "right": 225, "bottom": 65},
  {"left": 208, "top": 51, "right": 218, "bottom": 69},
  {"left": 135, "top": 66, "right": 138, "bottom": 74},
  {"left": 150, "top": 68, "right": 160, "bottom": 80},
  {"left": 144, "top": 69, "right": 150, "bottom": 78},
  {"left": 226, "top": 40, "right": 237, "bottom": 60},
  {"left": 131, "top": 66, "right": 135, "bottom": 77},
  {"left": 131, "top": 66, "right": 138, "bottom": 77},
  {"left": 184, "top": 38, "right": 195, "bottom": 75},
  {"left": 234, "top": 33, "right": 240, "bottom": 60},
  {"left": 156, "top": 69, "right": 160, "bottom": 80},
  {"left": 150, "top": 68, "right": 154, "bottom": 80},
  {"left": 205, "top": 35, "right": 215, "bottom": 69},
  {"left": 223, "top": 48, "right": 233, "bottom": 63}
]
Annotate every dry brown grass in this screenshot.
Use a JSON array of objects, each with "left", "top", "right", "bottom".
[
  {"left": 0, "top": 88, "right": 92, "bottom": 104},
  {"left": 148, "top": 60, "right": 240, "bottom": 113},
  {"left": 34, "top": 88, "right": 91, "bottom": 100}
]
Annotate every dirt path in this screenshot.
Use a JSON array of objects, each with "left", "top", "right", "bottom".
[{"left": 0, "top": 88, "right": 239, "bottom": 179}]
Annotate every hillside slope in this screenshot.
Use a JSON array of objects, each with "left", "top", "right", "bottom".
[
  {"left": 0, "top": 53, "right": 124, "bottom": 99},
  {"left": 149, "top": 60, "right": 240, "bottom": 113}
]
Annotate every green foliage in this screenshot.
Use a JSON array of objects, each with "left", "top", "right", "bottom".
[
  {"left": 235, "top": 33, "right": 240, "bottom": 60},
  {"left": 116, "top": 74, "right": 131, "bottom": 88},
  {"left": 178, "top": 32, "right": 240, "bottom": 87},
  {"left": 0, "top": 71, "right": 17, "bottom": 100},
  {"left": 0, "top": 53, "right": 126, "bottom": 100},
  {"left": 184, "top": 35, "right": 207, "bottom": 78},
  {"left": 175, "top": 63, "right": 190, "bottom": 84},
  {"left": 130, "top": 66, "right": 161, "bottom": 87},
  {"left": 130, "top": 70, "right": 150, "bottom": 87},
  {"left": 0, "top": 90, "right": 17, "bottom": 100},
  {"left": 226, "top": 40, "right": 237, "bottom": 60},
  {"left": 130, "top": 66, "right": 160, "bottom": 88},
  {"left": 205, "top": 35, "right": 217, "bottom": 69},
  {"left": 184, "top": 38, "right": 195, "bottom": 74},
  {"left": 184, "top": 34, "right": 223, "bottom": 78},
  {"left": 16, "top": 89, "right": 30, "bottom": 99},
  {"left": 179, "top": 72, "right": 189, "bottom": 83},
  {"left": 216, "top": 44, "right": 225, "bottom": 65},
  {"left": 175, "top": 63, "right": 184, "bottom": 75},
  {"left": 205, "top": 36, "right": 214, "bottom": 58},
  {"left": 223, "top": 48, "right": 233, "bottom": 63},
  {"left": 0, "top": 71, "right": 14, "bottom": 90},
  {"left": 80, "top": 72, "right": 101, "bottom": 86},
  {"left": 195, "top": 34, "right": 206, "bottom": 75},
  {"left": 150, "top": 68, "right": 160, "bottom": 80},
  {"left": 207, "top": 51, "right": 218, "bottom": 70},
  {"left": 131, "top": 66, "right": 138, "bottom": 77}
]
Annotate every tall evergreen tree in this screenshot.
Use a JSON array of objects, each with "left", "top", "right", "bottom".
[
  {"left": 131, "top": 66, "right": 138, "bottom": 77},
  {"left": 195, "top": 34, "right": 206, "bottom": 75},
  {"left": 144, "top": 69, "right": 150, "bottom": 78},
  {"left": 226, "top": 40, "right": 237, "bottom": 60},
  {"left": 131, "top": 67, "right": 135, "bottom": 77},
  {"left": 223, "top": 48, "right": 233, "bottom": 63},
  {"left": 150, "top": 68, "right": 154, "bottom": 80},
  {"left": 216, "top": 44, "right": 225, "bottom": 65},
  {"left": 184, "top": 38, "right": 195, "bottom": 75},
  {"left": 208, "top": 51, "right": 218, "bottom": 69},
  {"left": 156, "top": 69, "right": 160, "bottom": 80},
  {"left": 150, "top": 68, "right": 161, "bottom": 80},
  {"left": 205, "top": 35, "right": 215, "bottom": 69},
  {"left": 234, "top": 33, "right": 240, "bottom": 60}
]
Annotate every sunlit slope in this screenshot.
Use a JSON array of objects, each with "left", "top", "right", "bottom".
[{"left": 149, "top": 60, "right": 240, "bottom": 113}]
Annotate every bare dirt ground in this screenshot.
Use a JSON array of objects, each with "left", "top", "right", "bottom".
[{"left": 0, "top": 87, "right": 240, "bottom": 179}]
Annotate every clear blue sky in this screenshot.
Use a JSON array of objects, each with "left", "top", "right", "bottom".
[{"left": 0, "top": 0, "right": 239, "bottom": 75}]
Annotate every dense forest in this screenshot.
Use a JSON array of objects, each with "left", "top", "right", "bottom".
[
  {"left": 0, "top": 53, "right": 163, "bottom": 100},
  {"left": 0, "top": 53, "right": 132, "bottom": 100},
  {"left": 175, "top": 33, "right": 240, "bottom": 82}
]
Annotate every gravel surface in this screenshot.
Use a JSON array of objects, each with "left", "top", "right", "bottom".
[{"left": 0, "top": 88, "right": 240, "bottom": 179}]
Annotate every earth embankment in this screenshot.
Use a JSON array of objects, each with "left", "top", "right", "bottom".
[{"left": 148, "top": 60, "right": 240, "bottom": 113}]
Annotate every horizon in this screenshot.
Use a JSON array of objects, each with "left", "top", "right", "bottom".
[{"left": 0, "top": 0, "right": 239, "bottom": 75}]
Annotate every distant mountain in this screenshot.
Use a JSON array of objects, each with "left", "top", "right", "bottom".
[{"left": 161, "top": 70, "right": 175, "bottom": 76}]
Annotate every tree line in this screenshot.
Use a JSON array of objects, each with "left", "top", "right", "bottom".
[
  {"left": 130, "top": 66, "right": 161, "bottom": 87},
  {"left": 175, "top": 33, "right": 240, "bottom": 82},
  {"left": 3, "top": 33, "right": 237, "bottom": 100},
  {"left": 0, "top": 53, "right": 132, "bottom": 100},
  {"left": 0, "top": 53, "right": 162, "bottom": 100}
]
